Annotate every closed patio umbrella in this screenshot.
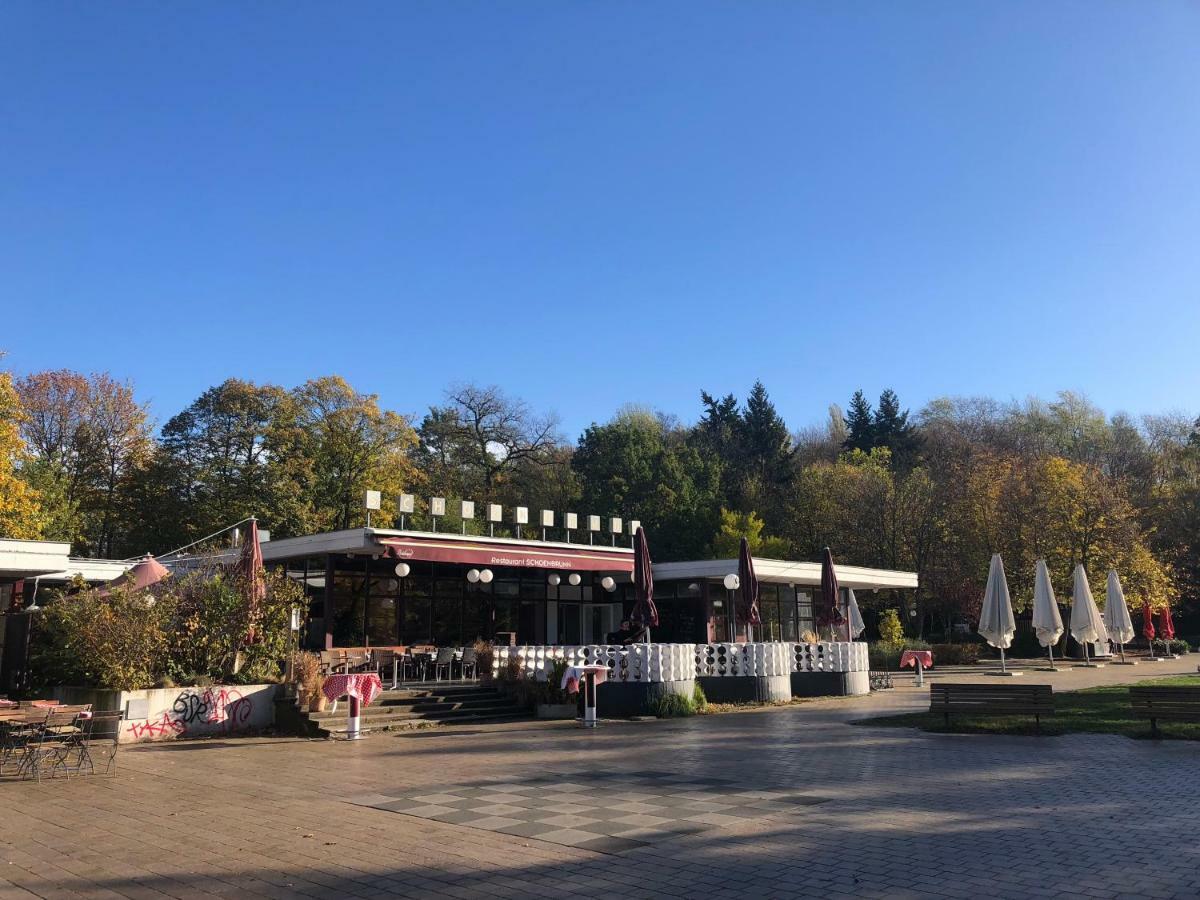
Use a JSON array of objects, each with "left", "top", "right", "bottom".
[
  {"left": 629, "top": 527, "right": 658, "bottom": 641},
  {"left": 1159, "top": 605, "right": 1176, "bottom": 656},
  {"left": 1142, "top": 603, "right": 1157, "bottom": 660},
  {"left": 1070, "top": 564, "right": 1108, "bottom": 667},
  {"left": 737, "top": 537, "right": 760, "bottom": 642},
  {"left": 1103, "top": 570, "right": 1135, "bottom": 662},
  {"left": 819, "top": 547, "right": 842, "bottom": 641},
  {"left": 1032, "top": 559, "right": 1063, "bottom": 671},
  {"left": 978, "top": 554, "right": 1017, "bottom": 675},
  {"left": 241, "top": 518, "right": 267, "bottom": 644},
  {"left": 846, "top": 589, "right": 866, "bottom": 640}
]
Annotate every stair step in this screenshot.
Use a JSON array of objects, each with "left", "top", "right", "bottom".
[
  {"left": 326, "top": 711, "right": 530, "bottom": 734},
  {"left": 310, "top": 702, "right": 520, "bottom": 723}
]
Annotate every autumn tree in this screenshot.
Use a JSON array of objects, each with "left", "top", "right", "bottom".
[{"left": 0, "top": 366, "right": 44, "bottom": 539}]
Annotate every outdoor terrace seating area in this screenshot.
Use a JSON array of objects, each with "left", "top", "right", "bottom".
[
  {"left": 0, "top": 698, "right": 123, "bottom": 782},
  {"left": 320, "top": 646, "right": 480, "bottom": 688}
]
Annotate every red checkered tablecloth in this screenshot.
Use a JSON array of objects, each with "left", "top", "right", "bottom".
[
  {"left": 561, "top": 664, "right": 610, "bottom": 696},
  {"left": 899, "top": 650, "right": 933, "bottom": 670},
  {"left": 322, "top": 673, "right": 383, "bottom": 707}
]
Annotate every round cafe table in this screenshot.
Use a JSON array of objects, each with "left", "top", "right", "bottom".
[
  {"left": 322, "top": 673, "right": 383, "bottom": 740},
  {"left": 561, "top": 664, "right": 609, "bottom": 728}
]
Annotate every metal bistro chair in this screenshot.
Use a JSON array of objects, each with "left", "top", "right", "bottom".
[
  {"left": 373, "top": 649, "right": 401, "bottom": 690},
  {"left": 433, "top": 647, "right": 456, "bottom": 682},
  {"left": 21, "top": 709, "right": 84, "bottom": 782},
  {"left": 0, "top": 709, "right": 45, "bottom": 777},
  {"left": 459, "top": 647, "right": 478, "bottom": 680},
  {"left": 78, "top": 710, "right": 125, "bottom": 776}
]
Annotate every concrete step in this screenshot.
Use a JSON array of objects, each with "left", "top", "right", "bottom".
[{"left": 309, "top": 700, "right": 521, "bottom": 724}]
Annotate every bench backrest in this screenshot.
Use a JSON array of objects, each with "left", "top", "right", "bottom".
[
  {"left": 1130, "top": 685, "right": 1200, "bottom": 718},
  {"left": 930, "top": 682, "right": 1054, "bottom": 710}
]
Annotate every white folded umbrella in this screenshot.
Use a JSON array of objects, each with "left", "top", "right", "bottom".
[
  {"left": 1032, "top": 559, "right": 1063, "bottom": 668},
  {"left": 1070, "top": 564, "right": 1109, "bottom": 666},
  {"left": 846, "top": 589, "right": 866, "bottom": 640},
  {"left": 979, "top": 554, "right": 1016, "bottom": 672},
  {"left": 1104, "top": 570, "right": 1135, "bottom": 651}
]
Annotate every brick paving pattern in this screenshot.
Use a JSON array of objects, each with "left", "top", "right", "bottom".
[{"left": 2, "top": 658, "right": 1199, "bottom": 899}]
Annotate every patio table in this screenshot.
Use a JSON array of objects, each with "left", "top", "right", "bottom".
[
  {"left": 900, "top": 649, "right": 933, "bottom": 687},
  {"left": 322, "top": 673, "right": 383, "bottom": 740},
  {"left": 561, "top": 664, "right": 609, "bottom": 728}
]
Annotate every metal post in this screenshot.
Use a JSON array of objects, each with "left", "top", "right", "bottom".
[{"left": 1000, "top": 647, "right": 1007, "bottom": 674}]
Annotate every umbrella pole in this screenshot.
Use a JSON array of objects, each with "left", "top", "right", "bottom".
[
  {"left": 1047, "top": 643, "right": 1054, "bottom": 670},
  {"left": 1000, "top": 648, "right": 1007, "bottom": 674}
]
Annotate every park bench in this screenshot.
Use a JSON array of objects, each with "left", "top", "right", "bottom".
[
  {"left": 929, "top": 683, "right": 1055, "bottom": 731},
  {"left": 1129, "top": 685, "right": 1200, "bottom": 737}
]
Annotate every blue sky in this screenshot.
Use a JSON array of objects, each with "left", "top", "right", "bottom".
[{"left": 3, "top": 2, "right": 1198, "bottom": 438}]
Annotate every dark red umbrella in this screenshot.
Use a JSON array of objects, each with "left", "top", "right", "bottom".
[
  {"left": 737, "top": 537, "right": 760, "bottom": 639},
  {"left": 241, "top": 518, "right": 266, "bottom": 644},
  {"left": 629, "top": 527, "right": 658, "bottom": 632},
  {"left": 818, "top": 547, "right": 843, "bottom": 636},
  {"left": 1159, "top": 604, "right": 1176, "bottom": 642},
  {"left": 1142, "top": 603, "right": 1155, "bottom": 642}
]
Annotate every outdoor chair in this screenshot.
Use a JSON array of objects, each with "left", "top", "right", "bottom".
[
  {"left": 0, "top": 710, "right": 46, "bottom": 777},
  {"left": 374, "top": 650, "right": 401, "bottom": 689},
  {"left": 79, "top": 710, "right": 124, "bottom": 775},
  {"left": 433, "top": 647, "right": 456, "bottom": 681},
  {"left": 459, "top": 647, "right": 478, "bottom": 680},
  {"left": 21, "top": 710, "right": 83, "bottom": 782}
]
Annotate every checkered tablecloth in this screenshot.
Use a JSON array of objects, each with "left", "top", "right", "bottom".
[
  {"left": 322, "top": 673, "right": 383, "bottom": 706},
  {"left": 899, "top": 650, "right": 933, "bottom": 670}
]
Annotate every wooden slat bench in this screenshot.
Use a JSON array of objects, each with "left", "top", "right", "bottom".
[
  {"left": 929, "top": 683, "right": 1055, "bottom": 731},
  {"left": 1129, "top": 686, "right": 1200, "bottom": 737}
]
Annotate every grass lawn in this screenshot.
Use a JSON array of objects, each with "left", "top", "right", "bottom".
[{"left": 857, "top": 675, "right": 1200, "bottom": 740}]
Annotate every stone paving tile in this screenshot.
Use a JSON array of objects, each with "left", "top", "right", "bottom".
[{"left": 2, "top": 660, "right": 1200, "bottom": 898}]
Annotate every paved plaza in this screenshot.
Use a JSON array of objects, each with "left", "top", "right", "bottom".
[{"left": 3, "top": 659, "right": 1200, "bottom": 899}]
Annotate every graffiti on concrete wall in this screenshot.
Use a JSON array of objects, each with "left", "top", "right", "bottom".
[{"left": 127, "top": 687, "right": 253, "bottom": 740}]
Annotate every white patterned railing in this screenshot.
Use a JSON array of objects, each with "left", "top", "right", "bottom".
[
  {"left": 792, "top": 641, "right": 869, "bottom": 673},
  {"left": 494, "top": 641, "right": 866, "bottom": 681},
  {"left": 694, "top": 642, "right": 792, "bottom": 677},
  {"left": 494, "top": 643, "right": 695, "bottom": 683}
]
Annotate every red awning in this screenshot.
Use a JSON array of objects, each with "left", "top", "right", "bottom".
[{"left": 376, "top": 536, "right": 633, "bottom": 573}]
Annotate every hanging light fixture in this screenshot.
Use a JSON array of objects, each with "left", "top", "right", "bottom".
[
  {"left": 601, "top": 576, "right": 616, "bottom": 592},
  {"left": 568, "top": 573, "right": 582, "bottom": 586},
  {"left": 394, "top": 562, "right": 411, "bottom": 577},
  {"left": 466, "top": 568, "right": 481, "bottom": 584},
  {"left": 547, "top": 573, "right": 561, "bottom": 587},
  {"left": 479, "top": 568, "right": 494, "bottom": 584}
]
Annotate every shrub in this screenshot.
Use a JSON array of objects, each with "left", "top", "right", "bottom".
[
  {"left": 878, "top": 609, "right": 904, "bottom": 644},
  {"left": 651, "top": 692, "right": 696, "bottom": 718},
  {"left": 1165, "top": 639, "right": 1191, "bottom": 655},
  {"left": 292, "top": 651, "right": 323, "bottom": 708},
  {"left": 28, "top": 564, "right": 306, "bottom": 691},
  {"left": 799, "top": 630, "right": 820, "bottom": 644},
  {"left": 929, "top": 643, "right": 980, "bottom": 665},
  {"left": 692, "top": 681, "right": 707, "bottom": 712},
  {"left": 868, "top": 639, "right": 931, "bottom": 671},
  {"left": 474, "top": 639, "right": 495, "bottom": 683}
]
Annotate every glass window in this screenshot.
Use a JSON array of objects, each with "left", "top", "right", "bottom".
[
  {"left": 796, "top": 590, "right": 814, "bottom": 637},
  {"left": 329, "top": 566, "right": 365, "bottom": 647},
  {"left": 366, "top": 574, "right": 398, "bottom": 645},
  {"left": 760, "top": 584, "right": 782, "bottom": 641}
]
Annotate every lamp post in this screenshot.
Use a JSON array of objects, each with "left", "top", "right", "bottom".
[{"left": 723, "top": 573, "right": 740, "bottom": 644}]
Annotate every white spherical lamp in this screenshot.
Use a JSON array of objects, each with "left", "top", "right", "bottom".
[
  {"left": 394, "top": 562, "right": 411, "bottom": 578},
  {"left": 466, "top": 568, "right": 480, "bottom": 584},
  {"left": 479, "top": 568, "right": 494, "bottom": 584},
  {"left": 568, "top": 573, "right": 582, "bottom": 587},
  {"left": 601, "top": 576, "right": 616, "bottom": 592},
  {"left": 547, "top": 573, "right": 561, "bottom": 587},
  {"left": 723, "top": 573, "right": 740, "bottom": 591}
]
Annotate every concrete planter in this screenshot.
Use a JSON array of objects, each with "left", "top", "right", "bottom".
[
  {"left": 790, "top": 670, "right": 869, "bottom": 697},
  {"left": 54, "top": 684, "right": 278, "bottom": 742},
  {"left": 536, "top": 703, "right": 578, "bottom": 720},
  {"left": 697, "top": 674, "right": 790, "bottom": 704},
  {"left": 597, "top": 679, "right": 696, "bottom": 717}
]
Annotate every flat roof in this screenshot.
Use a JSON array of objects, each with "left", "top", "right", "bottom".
[
  {"left": 0, "top": 539, "right": 129, "bottom": 584},
  {"left": 653, "top": 557, "right": 918, "bottom": 591},
  {"left": 261, "top": 527, "right": 635, "bottom": 563}
]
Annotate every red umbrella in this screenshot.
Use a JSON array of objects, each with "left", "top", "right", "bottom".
[
  {"left": 737, "top": 537, "right": 761, "bottom": 639},
  {"left": 1142, "top": 603, "right": 1155, "bottom": 642},
  {"left": 629, "top": 527, "right": 658, "bottom": 633},
  {"left": 818, "top": 547, "right": 843, "bottom": 636},
  {"left": 101, "top": 555, "right": 170, "bottom": 596},
  {"left": 1159, "top": 605, "right": 1176, "bottom": 642},
  {"left": 241, "top": 518, "right": 266, "bottom": 643}
]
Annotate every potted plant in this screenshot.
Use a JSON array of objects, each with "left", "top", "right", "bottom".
[{"left": 536, "top": 660, "right": 578, "bottom": 719}]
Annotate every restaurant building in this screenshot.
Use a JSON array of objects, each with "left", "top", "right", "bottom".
[{"left": 257, "top": 527, "right": 917, "bottom": 649}]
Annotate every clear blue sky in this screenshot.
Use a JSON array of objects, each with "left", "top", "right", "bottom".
[{"left": 4, "top": 2, "right": 1198, "bottom": 438}]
